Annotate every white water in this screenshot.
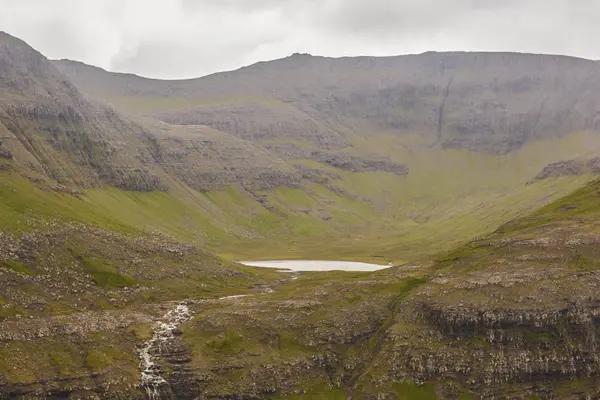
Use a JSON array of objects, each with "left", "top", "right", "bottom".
[
  {"left": 138, "top": 293, "right": 271, "bottom": 398},
  {"left": 138, "top": 303, "right": 193, "bottom": 399},
  {"left": 238, "top": 260, "right": 391, "bottom": 272}
]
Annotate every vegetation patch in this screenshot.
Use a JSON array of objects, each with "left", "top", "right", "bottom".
[
  {"left": 69, "top": 248, "right": 136, "bottom": 288},
  {"left": 0, "top": 259, "right": 32, "bottom": 275},
  {"left": 392, "top": 381, "right": 437, "bottom": 400}
]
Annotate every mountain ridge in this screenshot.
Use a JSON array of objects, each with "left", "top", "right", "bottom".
[
  {"left": 4, "top": 31, "right": 600, "bottom": 398},
  {"left": 53, "top": 47, "right": 600, "bottom": 158},
  {"left": 53, "top": 49, "right": 599, "bottom": 83}
]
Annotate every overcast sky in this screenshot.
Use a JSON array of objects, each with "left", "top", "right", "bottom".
[{"left": 1, "top": 0, "right": 598, "bottom": 79}]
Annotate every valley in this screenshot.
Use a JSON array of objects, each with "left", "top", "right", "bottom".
[{"left": 1, "top": 30, "right": 600, "bottom": 398}]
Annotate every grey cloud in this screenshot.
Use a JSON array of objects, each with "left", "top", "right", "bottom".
[
  {"left": 319, "top": 0, "right": 464, "bottom": 35},
  {"left": 0, "top": 0, "right": 599, "bottom": 79}
]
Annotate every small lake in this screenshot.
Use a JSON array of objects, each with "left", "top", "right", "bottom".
[{"left": 237, "top": 260, "right": 391, "bottom": 272}]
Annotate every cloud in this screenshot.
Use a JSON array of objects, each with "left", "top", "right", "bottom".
[{"left": 0, "top": 0, "right": 599, "bottom": 79}]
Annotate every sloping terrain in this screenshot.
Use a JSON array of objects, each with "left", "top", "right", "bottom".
[
  {"left": 107, "top": 179, "right": 600, "bottom": 399},
  {"left": 54, "top": 52, "right": 600, "bottom": 155},
  {"left": 3, "top": 29, "right": 600, "bottom": 399},
  {"left": 51, "top": 50, "right": 600, "bottom": 262},
  {"left": 361, "top": 178, "right": 600, "bottom": 398}
]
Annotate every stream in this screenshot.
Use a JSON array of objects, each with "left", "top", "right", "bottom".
[
  {"left": 138, "top": 303, "right": 193, "bottom": 399},
  {"left": 138, "top": 294, "right": 268, "bottom": 398},
  {"left": 138, "top": 260, "right": 389, "bottom": 398}
]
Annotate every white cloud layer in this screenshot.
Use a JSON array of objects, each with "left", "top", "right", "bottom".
[{"left": 1, "top": 0, "right": 599, "bottom": 79}]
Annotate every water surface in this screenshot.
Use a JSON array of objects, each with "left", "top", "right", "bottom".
[{"left": 238, "top": 260, "right": 390, "bottom": 272}]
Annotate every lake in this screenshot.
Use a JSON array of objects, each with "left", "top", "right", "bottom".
[{"left": 237, "top": 260, "right": 391, "bottom": 272}]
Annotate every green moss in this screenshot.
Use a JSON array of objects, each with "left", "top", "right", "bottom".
[
  {"left": 347, "top": 294, "right": 364, "bottom": 303},
  {"left": 206, "top": 331, "right": 247, "bottom": 354},
  {"left": 393, "top": 381, "right": 437, "bottom": 400},
  {"left": 277, "top": 332, "right": 316, "bottom": 356},
  {"left": 85, "top": 347, "right": 132, "bottom": 372},
  {"left": 69, "top": 248, "right": 136, "bottom": 288},
  {"left": 274, "top": 379, "right": 345, "bottom": 400},
  {"left": 48, "top": 344, "right": 83, "bottom": 376},
  {"left": 128, "top": 323, "right": 154, "bottom": 341},
  {"left": 0, "top": 260, "right": 32, "bottom": 275},
  {"left": 458, "top": 391, "right": 476, "bottom": 400}
]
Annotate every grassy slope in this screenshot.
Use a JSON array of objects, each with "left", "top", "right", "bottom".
[
  {"left": 213, "top": 131, "right": 598, "bottom": 263},
  {"left": 2, "top": 130, "right": 595, "bottom": 265},
  {"left": 336, "top": 177, "right": 600, "bottom": 399},
  {"left": 1, "top": 136, "right": 598, "bottom": 399}
]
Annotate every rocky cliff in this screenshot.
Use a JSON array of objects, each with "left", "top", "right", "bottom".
[
  {"left": 54, "top": 52, "right": 600, "bottom": 156},
  {"left": 5, "top": 30, "right": 600, "bottom": 399},
  {"left": 124, "top": 181, "right": 600, "bottom": 400}
]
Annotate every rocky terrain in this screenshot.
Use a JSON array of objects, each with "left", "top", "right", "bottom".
[
  {"left": 54, "top": 52, "right": 600, "bottom": 156},
  {"left": 366, "top": 179, "right": 600, "bottom": 398},
  {"left": 4, "top": 30, "right": 600, "bottom": 399},
  {"left": 121, "top": 181, "right": 600, "bottom": 399},
  {"left": 534, "top": 156, "right": 600, "bottom": 180}
]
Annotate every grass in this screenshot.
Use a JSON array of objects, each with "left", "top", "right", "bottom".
[
  {"left": 392, "top": 381, "right": 437, "bottom": 400},
  {"left": 1, "top": 129, "right": 596, "bottom": 265},
  {"left": 434, "top": 178, "right": 600, "bottom": 273},
  {"left": 497, "top": 179, "right": 600, "bottom": 234},
  {"left": 0, "top": 260, "right": 32, "bottom": 275},
  {"left": 206, "top": 331, "right": 248, "bottom": 354},
  {"left": 0, "top": 331, "right": 141, "bottom": 386},
  {"left": 275, "top": 382, "right": 346, "bottom": 400},
  {"left": 68, "top": 247, "right": 136, "bottom": 288}
]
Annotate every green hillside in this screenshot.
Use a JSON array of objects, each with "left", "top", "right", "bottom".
[{"left": 3, "top": 30, "right": 600, "bottom": 398}]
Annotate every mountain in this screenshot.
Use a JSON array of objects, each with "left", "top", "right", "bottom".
[
  {"left": 146, "top": 178, "right": 600, "bottom": 399},
  {"left": 180, "top": 178, "right": 600, "bottom": 399},
  {"left": 54, "top": 52, "right": 600, "bottom": 155},
  {"left": 51, "top": 50, "right": 600, "bottom": 262},
  {"left": 3, "top": 30, "right": 600, "bottom": 398}
]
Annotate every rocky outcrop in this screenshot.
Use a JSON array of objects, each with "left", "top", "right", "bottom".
[
  {"left": 533, "top": 157, "right": 600, "bottom": 180},
  {"left": 0, "top": 32, "right": 305, "bottom": 193},
  {"left": 155, "top": 101, "right": 348, "bottom": 150},
  {"left": 145, "top": 122, "right": 301, "bottom": 191},
  {"left": 55, "top": 52, "right": 600, "bottom": 156},
  {"left": 266, "top": 142, "right": 409, "bottom": 176}
]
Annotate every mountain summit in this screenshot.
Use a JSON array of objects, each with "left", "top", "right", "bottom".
[{"left": 2, "top": 33, "right": 600, "bottom": 398}]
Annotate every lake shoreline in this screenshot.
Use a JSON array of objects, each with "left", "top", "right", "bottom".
[{"left": 237, "top": 260, "right": 393, "bottom": 272}]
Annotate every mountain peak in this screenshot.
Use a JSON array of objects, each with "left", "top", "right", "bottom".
[{"left": 0, "top": 31, "right": 31, "bottom": 47}]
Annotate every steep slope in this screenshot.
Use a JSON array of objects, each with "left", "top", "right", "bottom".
[
  {"left": 106, "top": 179, "right": 600, "bottom": 399},
  {"left": 54, "top": 52, "right": 600, "bottom": 155},
  {"left": 52, "top": 50, "right": 600, "bottom": 262},
  {"left": 3, "top": 31, "right": 600, "bottom": 400},
  {"left": 0, "top": 33, "right": 163, "bottom": 191},
  {"left": 0, "top": 31, "right": 306, "bottom": 194},
  {"left": 359, "top": 179, "right": 600, "bottom": 398}
]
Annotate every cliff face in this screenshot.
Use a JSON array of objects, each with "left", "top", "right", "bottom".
[
  {"left": 1, "top": 32, "right": 409, "bottom": 195},
  {"left": 364, "top": 181, "right": 600, "bottom": 398},
  {"left": 6, "top": 30, "right": 600, "bottom": 399},
  {"left": 0, "top": 32, "right": 308, "bottom": 193},
  {"left": 142, "top": 121, "right": 301, "bottom": 191},
  {"left": 54, "top": 52, "right": 600, "bottom": 156},
  {"left": 0, "top": 33, "right": 164, "bottom": 191},
  {"left": 534, "top": 157, "right": 600, "bottom": 180}
]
